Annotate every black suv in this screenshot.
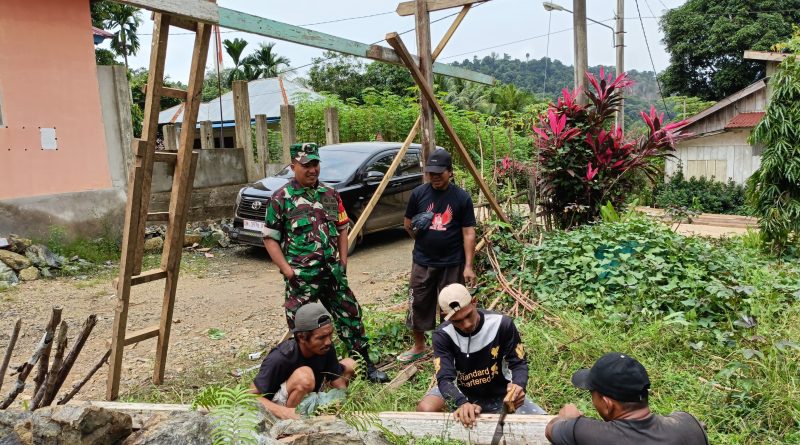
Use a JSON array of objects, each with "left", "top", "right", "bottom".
[{"left": 225, "top": 142, "right": 424, "bottom": 252}]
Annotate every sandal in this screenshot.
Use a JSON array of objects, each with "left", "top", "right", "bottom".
[{"left": 396, "top": 349, "right": 428, "bottom": 363}]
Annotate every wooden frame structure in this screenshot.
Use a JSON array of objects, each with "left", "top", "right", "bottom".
[{"left": 107, "top": 0, "right": 510, "bottom": 400}]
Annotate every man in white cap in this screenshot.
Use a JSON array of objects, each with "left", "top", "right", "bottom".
[
  {"left": 416, "top": 283, "right": 546, "bottom": 427},
  {"left": 251, "top": 303, "right": 355, "bottom": 419}
]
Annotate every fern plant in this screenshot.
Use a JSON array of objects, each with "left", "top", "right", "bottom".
[{"left": 193, "top": 384, "right": 262, "bottom": 445}]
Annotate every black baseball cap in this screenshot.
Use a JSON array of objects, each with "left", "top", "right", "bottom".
[
  {"left": 424, "top": 149, "right": 452, "bottom": 173},
  {"left": 292, "top": 303, "right": 332, "bottom": 333},
  {"left": 571, "top": 352, "right": 651, "bottom": 402}
]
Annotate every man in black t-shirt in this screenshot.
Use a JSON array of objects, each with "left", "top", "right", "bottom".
[
  {"left": 416, "top": 284, "right": 546, "bottom": 427},
  {"left": 546, "top": 352, "right": 709, "bottom": 445},
  {"left": 251, "top": 303, "right": 355, "bottom": 419},
  {"left": 398, "top": 149, "right": 477, "bottom": 363}
]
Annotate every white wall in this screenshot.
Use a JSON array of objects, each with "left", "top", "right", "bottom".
[{"left": 665, "top": 129, "right": 762, "bottom": 184}]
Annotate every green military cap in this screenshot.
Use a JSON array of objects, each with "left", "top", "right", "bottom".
[{"left": 290, "top": 142, "right": 321, "bottom": 164}]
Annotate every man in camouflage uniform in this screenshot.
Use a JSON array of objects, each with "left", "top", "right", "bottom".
[{"left": 262, "top": 143, "right": 389, "bottom": 383}]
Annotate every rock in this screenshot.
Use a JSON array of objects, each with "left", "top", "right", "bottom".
[
  {"left": 25, "top": 245, "right": 63, "bottom": 269},
  {"left": 18, "top": 266, "right": 40, "bottom": 281},
  {"left": 0, "top": 249, "right": 32, "bottom": 271},
  {"left": 0, "top": 410, "right": 32, "bottom": 443},
  {"left": 7, "top": 234, "right": 32, "bottom": 254},
  {"left": 143, "top": 237, "right": 164, "bottom": 252},
  {"left": 5, "top": 405, "right": 131, "bottom": 445},
  {"left": 122, "top": 411, "right": 212, "bottom": 445},
  {"left": 184, "top": 233, "right": 203, "bottom": 247},
  {"left": 0, "top": 261, "right": 19, "bottom": 286},
  {"left": 270, "top": 417, "right": 391, "bottom": 445}
]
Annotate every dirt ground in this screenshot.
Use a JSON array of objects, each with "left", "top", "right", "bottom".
[{"left": 0, "top": 230, "right": 413, "bottom": 404}]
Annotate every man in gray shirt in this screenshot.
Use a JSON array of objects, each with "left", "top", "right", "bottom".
[{"left": 546, "top": 352, "right": 708, "bottom": 445}]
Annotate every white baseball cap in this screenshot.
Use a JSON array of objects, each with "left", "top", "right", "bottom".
[{"left": 438, "top": 283, "right": 473, "bottom": 321}]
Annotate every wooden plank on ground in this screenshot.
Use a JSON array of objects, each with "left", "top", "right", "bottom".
[
  {"left": 386, "top": 33, "right": 510, "bottom": 223},
  {"left": 218, "top": 8, "right": 493, "bottom": 85},
  {"left": 396, "top": 0, "right": 488, "bottom": 16},
  {"left": 377, "top": 412, "right": 554, "bottom": 445},
  {"left": 383, "top": 364, "right": 418, "bottom": 392}
]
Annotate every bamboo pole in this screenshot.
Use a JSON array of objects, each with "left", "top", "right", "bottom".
[{"left": 0, "top": 319, "right": 21, "bottom": 393}]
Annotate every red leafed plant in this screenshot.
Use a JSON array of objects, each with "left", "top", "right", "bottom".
[{"left": 533, "top": 69, "right": 689, "bottom": 229}]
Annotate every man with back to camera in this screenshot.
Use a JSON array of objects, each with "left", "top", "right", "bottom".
[
  {"left": 251, "top": 303, "right": 355, "bottom": 420},
  {"left": 546, "top": 352, "right": 709, "bottom": 444},
  {"left": 416, "top": 283, "right": 546, "bottom": 427},
  {"left": 398, "top": 149, "right": 477, "bottom": 363},
  {"left": 262, "top": 142, "right": 388, "bottom": 383}
]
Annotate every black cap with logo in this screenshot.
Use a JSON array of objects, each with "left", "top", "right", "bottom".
[
  {"left": 571, "top": 352, "right": 651, "bottom": 402},
  {"left": 424, "top": 149, "right": 452, "bottom": 173}
]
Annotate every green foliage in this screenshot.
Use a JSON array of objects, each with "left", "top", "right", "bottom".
[
  {"left": 359, "top": 311, "right": 414, "bottom": 364},
  {"left": 659, "top": 0, "right": 800, "bottom": 100},
  {"left": 203, "top": 384, "right": 261, "bottom": 445},
  {"left": 95, "top": 48, "right": 120, "bottom": 66},
  {"left": 92, "top": 1, "right": 142, "bottom": 69},
  {"left": 43, "top": 226, "right": 120, "bottom": 264},
  {"left": 746, "top": 38, "right": 800, "bottom": 252},
  {"left": 655, "top": 170, "right": 748, "bottom": 215}
]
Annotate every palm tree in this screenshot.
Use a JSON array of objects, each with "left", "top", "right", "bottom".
[
  {"left": 248, "top": 42, "right": 290, "bottom": 78},
  {"left": 223, "top": 38, "right": 254, "bottom": 85},
  {"left": 104, "top": 4, "right": 142, "bottom": 70}
]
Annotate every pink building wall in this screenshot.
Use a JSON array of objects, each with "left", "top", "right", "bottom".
[{"left": 0, "top": 0, "right": 112, "bottom": 200}]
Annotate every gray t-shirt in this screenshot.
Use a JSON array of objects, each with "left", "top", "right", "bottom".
[{"left": 549, "top": 411, "right": 708, "bottom": 445}]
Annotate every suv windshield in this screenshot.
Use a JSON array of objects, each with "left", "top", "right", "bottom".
[{"left": 275, "top": 149, "right": 372, "bottom": 182}]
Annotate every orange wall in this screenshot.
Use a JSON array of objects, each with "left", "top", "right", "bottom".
[{"left": 0, "top": 0, "right": 112, "bottom": 199}]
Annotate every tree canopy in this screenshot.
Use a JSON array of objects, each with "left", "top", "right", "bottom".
[{"left": 660, "top": 0, "right": 800, "bottom": 100}]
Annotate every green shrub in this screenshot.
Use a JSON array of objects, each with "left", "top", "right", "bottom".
[{"left": 654, "top": 170, "right": 748, "bottom": 215}]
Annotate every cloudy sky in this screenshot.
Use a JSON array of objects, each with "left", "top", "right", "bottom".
[{"left": 112, "top": 0, "right": 688, "bottom": 85}]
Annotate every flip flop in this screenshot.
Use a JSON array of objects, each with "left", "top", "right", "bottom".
[{"left": 397, "top": 349, "right": 427, "bottom": 363}]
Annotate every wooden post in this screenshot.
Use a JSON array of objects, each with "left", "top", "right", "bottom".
[
  {"left": 0, "top": 319, "right": 21, "bottom": 392},
  {"left": 162, "top": 124, "right": 178, "bottom": 151},
  {"left": 280, "top": 104, "right": 296, "bottom": 165},
  {"left": 415, "top": 0, "right": 436, "bottom": 168},
  {"left": 199, "top": 120, "right": 214, "bottom": 149},
  {"left": 233, "top": 80, "right": 262, "bottom": 181},
  {"left": 574, "top": 0, "right": 588, "bottom": 105},
  {"left": 255, "top": 114, "right": 269, "bottom": 174},
  {"left": 386, "top": 33, "right": 510, "bottom": 223},
  {"left": 324, "top": 107, "right": 339, "bottom": 145}
]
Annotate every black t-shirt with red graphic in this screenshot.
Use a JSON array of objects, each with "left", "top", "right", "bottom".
[{"left": 405, "top": 183, "right": 476, "bottom": 267}]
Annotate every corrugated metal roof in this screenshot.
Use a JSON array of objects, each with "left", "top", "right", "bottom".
[
  {"left": 157, "top": 77, "right": 319, "bottom": 125},
  {"left": 725, "top": 112, "right": 765, "bottom": 129}
]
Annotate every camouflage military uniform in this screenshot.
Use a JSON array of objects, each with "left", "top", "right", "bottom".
[{"left": 262, "top": 177, "right": 369, "bottom": 353}]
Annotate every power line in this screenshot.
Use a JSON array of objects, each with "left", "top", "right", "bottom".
[{"left": 634, "top": 0, "right": 672, "bottom": 119}]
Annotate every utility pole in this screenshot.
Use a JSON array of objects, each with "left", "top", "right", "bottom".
[
  {"left": 616, "top": 0, "right": 625, "bottom": 130},
  {"left": 573, "top": 0, "right": 588, "bottom": 105},
  {"left": 415, "top": 0, "right": 436, "bottom": 170}
]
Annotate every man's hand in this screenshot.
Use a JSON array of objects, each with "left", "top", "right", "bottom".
[
  {"left": 281, "top": 267, "right": 296, "bottom": 281},
  {"left": 463, "top": 266, "right": 476, "bottom": 287},
  {"left": 339, "top": 258, "right": 347, "bottom": 272},
  {"left": 274, "top": 405, "right": 300, "bottom": 420},
  {"left": 558, "top": 403, "right": 583, "bottom": 419},
  {"left": 453, "top": 402, "right": 482, "bottom": 428},
  {"left": 506, "top": 383, "right": 525, "bottom": 409}
]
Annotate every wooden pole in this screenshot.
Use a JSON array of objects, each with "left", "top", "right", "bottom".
[
  {"left": 280, "top": 104, "right": 296, "bottom": 165},
  {"left": 233, "top": 80, "right": 262, "bottom": 181},
  {"left": 255, "top": 114, "right": 269, "bottom": 173},
  {"left": 386, "top": 32, "right": 510, "bottom": 223},
  {"left": 31, "top": 320, "right": 67, "bottom": 409},
  {"left": 415, "top": 0, "right": 436, "bottom": 169},
  {"left": 574, "top": 0, "right": 588, "bottom": 105},
  {"left": 51, "top": 315, "right": 98, "bottom": 402},
  {"left": 58, "top": 349, "right": 111, "bottom": 405},
  {"left": 324, "top": 107, "right": 340, "bottom": 145},
  {"left": 199, "top": 120, "right": 214, "bottom": 149},
  {"left": 32, "top": 306, "right": 62, "bottom": 400},
  {"left": 346, "top": 6, "right": 472, "bottom": 245},
  {"left": 0, "top": 319, "right": 21, "bottom": 392},
  {"left": 615, "top": 0, "right": 625, "bottom": 131}
]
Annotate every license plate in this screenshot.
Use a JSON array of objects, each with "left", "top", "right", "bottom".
[{"left": 243, "top": 219, "right": 264, "bottom": 232}]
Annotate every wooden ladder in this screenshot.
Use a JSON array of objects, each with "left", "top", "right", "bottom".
[{"left": 106, "top": 12, "right": 212, "bottom": 400}]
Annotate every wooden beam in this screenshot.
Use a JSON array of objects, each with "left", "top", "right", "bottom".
[
  {"left": 743, "top": 50, "right": 790, "bottom": 62},
  {"left": 377, "top": 412, "right": 555, "bottom": 445},
  {"left": 416, "top": 0, "right": 437, "bottom": 165},
  {"left": 146, "top": 212, "right": 170, "bottom": 222},
  {"left": 255, "top": 114, "right": 269, "bottom": 173},
  {"left": 432, "top": 5, "right": 471, "bottom": 60},
  {"left": 324, "top": 107, "right": 340, "bottom": 145},
  {"left": 280, "top": 104, "right": 296, "bottom": 165},
  {"left": 199, "top": 121, "right": 214, "bottom": 149},
  {"left": 115, "top": 0, "right": 218, "bottom": 24},
  {"left": 162, "top": 125, "right": 178, "bottom": 151},
  {"left": 161, "top": 87, "right": 188, "bottom": 100},
  {"left": 386, "top": 33, "right": 510, "bottom": 223},
  {"left": 233, "top": 80, "right": 263, "bottom": 182},
  {"left": 217, "top": 8, "right": 494, "bottom": 85},
  {"left": 154, "top": 152, "right": 178, "bottom": 164},
  {"left": 396, "top": 0, "right": 488, "bottom": 16}
]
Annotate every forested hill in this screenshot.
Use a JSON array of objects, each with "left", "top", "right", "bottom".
[{"left": 450, "top": 53, "right": 661, "bottom": 103}]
